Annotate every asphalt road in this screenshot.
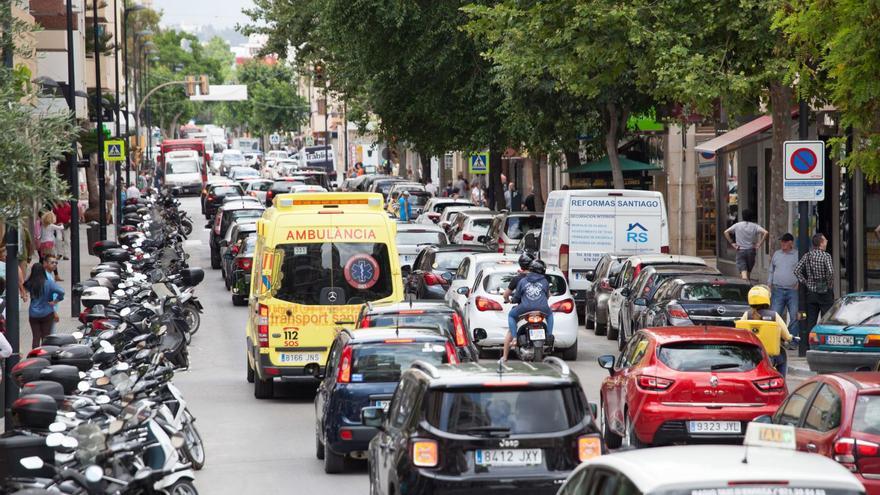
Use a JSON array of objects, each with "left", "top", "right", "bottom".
[{"left": 171, "top": 194, "right": 802, "bottom": 494}]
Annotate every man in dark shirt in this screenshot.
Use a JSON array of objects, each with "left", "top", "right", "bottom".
[{"left": 795, "top": 233, "right": 835, "bottom": 349}]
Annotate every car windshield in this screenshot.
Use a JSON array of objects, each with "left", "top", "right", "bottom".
[
  {"left": 483, "top": 272, "right": 566, "bottom": 296},
  {"left": 351, "top": 342, "right": 449, "bottom": 383},
  {"left": 396, "top": 231, "right": 447, "bottom": 246},
  {"left": 430, "top": 388, "right": 581, "bottom": 435},
  {"left": 680, "top": 283, "right": 750, "bottom": 302},
  {"left": 852, "top": 394, "right": 880, "bottom": 436},
  {"left": 821, "top": 296, "right": 880, "bottom": 326},
  {"left": 658, "top": 342, "right": 763, "bottom": 372},
  {"left": 270, "top": 181, "right": 305, "bottom": 193},
  {"left": 167, "top": 160, "right": 200, "bottom": 174},
  {"left": 505, "top": 216, "right": 543, "bottom": 239},
  {"left": 213, "top": 186, "right": 242, "bottom": 196},
  {"left": 362, "top": 313, "right": 452, "bottom": 333},
  {"left": 435, "top": 252, "right": 472, "bottom": 271},
  {"left": 242, "top": 236, "right": 257, "bottom": 255},
  {"left": 274, "top": 243, "right": 394, "bottom": 305}
]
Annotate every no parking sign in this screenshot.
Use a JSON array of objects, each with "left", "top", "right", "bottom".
[{"left": 783, "top": 140, "right": 825, "bottom": 202}]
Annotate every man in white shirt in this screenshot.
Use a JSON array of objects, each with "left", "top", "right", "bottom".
[{"left": 126, "top": 183, "right": 141, "bottom": 200}]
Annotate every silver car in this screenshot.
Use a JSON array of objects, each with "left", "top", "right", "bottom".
[{"left": 395, "top": 224, "right": 448, "bottom": 271}]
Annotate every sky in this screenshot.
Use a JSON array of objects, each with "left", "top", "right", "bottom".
[{"left": 152, "top": 0, "right": 255, "bottom": 29}]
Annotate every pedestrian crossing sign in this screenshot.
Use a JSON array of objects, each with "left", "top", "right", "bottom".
[
  {"left": 103, "top": 139, "right": 126, "bottom": 162},
  {"left": 469, "top": 151, "right": 489, "bottom": 175}
]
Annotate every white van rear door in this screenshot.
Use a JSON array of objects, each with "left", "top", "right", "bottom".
[{"left": 612, "top": 197, "right": 664, "bottom": 254}]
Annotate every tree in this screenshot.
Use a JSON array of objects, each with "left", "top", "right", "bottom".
[{"left": 216, "top": 60, "right": 309, "bottom": 136}]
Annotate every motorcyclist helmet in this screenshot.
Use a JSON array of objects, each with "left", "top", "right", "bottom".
[
  {"left": 528, "top": 259, "right": 546, "bottom": 275},
  {"left": 518, "top": 254, "right": 534, "bottom": 270},
  {"left": 748, "top": 285, "right": 771, "bottom": 307}
]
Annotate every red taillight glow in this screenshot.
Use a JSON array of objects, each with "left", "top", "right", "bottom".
[
  {"left": 463, "top": 233, "right": 474, "bottom": 241},
  {"left": 666, "top": 305, "right": 688, "bottom": 319},
  {"left": 559, "top": 244, "right": 569, "bottom": 278},
  {"left": 497, "top": 237, "right": 505, "bottom": 253},
  {"left": 452, "top": 313, "right": 467, "bottom": 347},
  {"left": 475, "top": 296, "right": 503, "bottom": 312},
  {"left": 551, "top": 298, "right": 575, "bottom": 313},
  {"left": 637, "top": 375, "right": 674, "bottom": 391},
  {"left": 337, "top": 346, "right": 353, "bottom": 383},
  {"left": 258, "top": 304, "right": 269, "bottom": 348},
  {"left": 834, "top": 438, "right": 880, "bottom": 471},
  {"left": 809, "top": 332, "right": 819, "bottom": 345},
  {"left": 340, "top": 429, "right": 353, "bottom": 441},
  {"left": 358, "top": 316, "right": 370, "bottom": 328},
  {"left": 660, "top": 246, "right": 670, "bottom": 254},
  {"left": 754, "top": 376, "right": 786, "bottom": 391},
  {"left": 424, "top": 273, "right": 445, "bottom": 286},
  {"left": 445, "top": 341, "right": 459, "bottom": 364},
  {"left": 237, "top": 258, "right": 252, "bottom": 271}
]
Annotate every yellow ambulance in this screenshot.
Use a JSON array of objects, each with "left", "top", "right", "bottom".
[{"left": 245, "top": 192, "right": 404, "bottom": 398}]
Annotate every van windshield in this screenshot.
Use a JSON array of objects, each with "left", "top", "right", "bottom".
[
  {"left": 167, "top": 160, "right": 200, "bottom": 174},
  {"left": 275, "top": 243, "right": 394, "bottom": 305}
]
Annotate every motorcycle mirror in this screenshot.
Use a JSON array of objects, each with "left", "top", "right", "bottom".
[
  {"left": 170, "top": 432, "right": 186, "bottom": 449},
  {"left": 78, "top": 371, "right": 86, "bottom": 379},
  {"left": 20, "top": 456, "right": 44, "bottom": 470},
  {"left": 108, "top": 419, "right": 124, "bottom": 435},
  {"left": 61, "top": 436, "right": 79, "bottom": 449},
  {"left": 46, "top": 432, "right": 64, "bottom": 447},
  {"left": 117, "top": 362, "right": 130, "bottom": 371},
  {"left": 49, "top": 421, "right": 67, "bottom": 433},
  {"left": 96, "top": 395, "right": 111, "bottom": 405},
  {"left": 90, "top": 369, "right": 105, "bottom": 379},
  {"left": 77, "top": 381, "right": 90, "bottom": 392},
  {"left": 85, "top": 465, "right": 103, "bottom": 483},
  {"left": 143, "top": 253, "right": 151, "bottom": 259},
  {"left": 120, "top": 307, "right": 132, "bottom": 317},
  {"left": 71, "top": 331, "right": 84, "bottom": 340},
  {"left": 96, "top": 376, "right": 111, "bottom": 387},
  {"left": 118, "top": 322, "right": 128, "bottom": 331},
  {"left": 110, "top": 298, "right": 119, "bottom": 305}
]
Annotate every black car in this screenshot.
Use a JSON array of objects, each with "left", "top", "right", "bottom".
[
  {"left": 584, "top": 253, "right": 628, "bottom": 336},
  {"left": 208, "top": 201, "right": 264, "bottom": 269},
  {"left": 405, "top": 245, "right": 490, "bottom": 299},
  {"left": 617, "top": 264, "right": 721, "bottom": 349},
  {"left": 231, "top": 235, "right": 256, "bottom": 306},
  {"left": 640, "top": 275, "right": 751, "bottom": 328},
  {"left": 355, "top": 301, "right": 479, "bottom": 362},
  {"left": 202, "top": 181, "right": 244, "bottom": 219},
  {"left": 264, "top": 178, "right": 307, "bottom": 205},
  {"left": 364, "top": 358, "right": 602, "bottom": 495},
  {"left": 315, "top": 326, "right": 460, "bottom": 474},
  {"left": 221, "top": 223, "right": 258, "bottom": 288}
]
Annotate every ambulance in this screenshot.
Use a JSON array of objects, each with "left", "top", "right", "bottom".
[{"left": 245, "top": 192, "right": 404, "bottom": 398}]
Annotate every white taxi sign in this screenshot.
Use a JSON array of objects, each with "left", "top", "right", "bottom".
[{"left": 744, "top": 422, "right": 796, "bottom": 450}]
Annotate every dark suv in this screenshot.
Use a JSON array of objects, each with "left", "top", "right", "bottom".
[
  {"left": 315, "top": 326, "right": 460, "bottom": 474},
  {"left": 364, "top": 358, "right": 603, "bottom": 495},
  {"left": 202, "top": 181, "right": 244, "bottom": 219},
  {"left": 208, "top": 201, "right": 264, "bottom": 269}
]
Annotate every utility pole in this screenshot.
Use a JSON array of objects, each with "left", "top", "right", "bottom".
[
  {"left": 66, "top": 0, "right": 81, "bottom": 316},
  {"left": 94, "top": 0, "right": 107, "bottom": 240},
  {"left": 797, "top": 100, "right": 810, "bottom": 357},
  {"left": 3, "top": 0, "right": 19, "bottom": 430}
]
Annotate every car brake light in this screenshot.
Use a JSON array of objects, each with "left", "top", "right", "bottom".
[
  {"left": 753, "top": 377, "right": 786, "bottom": 391},
  {"left": 637, "top": 375, "right": 674, "bottom": 391},
  {"left": 551, "top": 298, "right": 575, "bottom": 313},
  {"left": 445, "top": 341, "right": 459, "bottom": 364},
  {"left": 497, "top": 237, "right": 505, "bottom": 253},
  {"left": 412, "top": 439, "right": 439, "bottom": 467},
  {"left": 258, "top": 304, "right": 269, "bottom": 348},
  {"left": 866, "top": 335, "right": 880, "bottom": 347},
  {"left": 337, "top": 346, "right": 353, "bottom": 383},
  {"left": 475, "top": 296, "right": 503, "bottom": 312},
  {"left": 633, "top": 263, "right": 642, "bottom": 278},
  {"left": 559, "top": 244, "right": 569, "bottom": 278},
  {"left": 452, "top": 313, "right": 467, "bottom": 347},
  {"left": 577, "top": 435, "right": 602, "bottom": 462},
  {"left": 384, "top": 338, "right": 415, "bottom": 343},
  {"left": 340, "top": 429, "right": 353, "bottom": 441},
  {"left": 666, "top": 304, "right": 688, "bottom": 319},
  {"left": 231, "top": 245, "right": 240, "bottom": 254},
  {"left": 834, "top": 438, "right": 880, "bottom": 471},
  {"left": 237, "top": 258, "right": 252, "bottom": 271},
  {"left": 809, "top": 332, "right": 819, "bottom": 345},
  {"left": 358, "top": 316, "right": 370, "bottom": 328},
  {"left": 424, "top": 273, "right": 445, "bottom": 286},
  {"left": 463, "top": 233, "right": 474, "bottom": 241},
  {"left": 661, "top": 246, "right": 670, "bottom": 254}
]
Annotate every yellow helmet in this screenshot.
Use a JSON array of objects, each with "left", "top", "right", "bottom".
[{"left": 748, "top": 285, "right": 771, "bottom": 307}]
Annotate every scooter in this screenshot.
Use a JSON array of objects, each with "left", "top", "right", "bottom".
[{"left": 514, "top": 311, "right": 553, "bottom": 362}]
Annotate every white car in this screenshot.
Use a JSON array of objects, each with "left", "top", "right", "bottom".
[
  {"left": 395, "top": 224, "right": 448, "bottom": 270},
  {"left": 266, "top": 150, "right": 288, "bottom": 162},
  {"left": 415, "top": 198, "right": 475, "bottom": 224},
  {"left": 242, "top": 179, "right": 274, "bottom": 204},
  {"left": 445, "top": 252, "right": 518, "bottom": 314},
  {"left": 438, "top": 206, "right": 491, "bottom": 237},
  {"left": 451, "top": 212, "right": 496, "bottom": 245},
  {"left": 461, "top": 264, "right": 578, "bottom": 360}
]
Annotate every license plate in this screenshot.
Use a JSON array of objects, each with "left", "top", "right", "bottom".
[
  {"left": 373, "top": 400, "right": 390, "bottom": 411},
  {"left": 826, "top": 335, "right": 854, "bottom": 346},
  {"left": 687, "top": 421, "right": 742, "bottom": 434},
  {"left": 529, "top": 329, "right": 546, "bottom": 340},
  {"left": 277, "top": 352, "right": 322, "bottom": 364},
  {"left": 475, "top": 449, "right": 542, "bottom": 467}
]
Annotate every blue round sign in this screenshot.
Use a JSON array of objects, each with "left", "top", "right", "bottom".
[{"left": 790, "top": 148, "right": 818, "bottom": 174}]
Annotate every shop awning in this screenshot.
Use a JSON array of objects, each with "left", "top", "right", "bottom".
[
  {"left": 563, "top": 156, "right": 661, "bottom": 174},
  {"left": 694, "top": 115, "right": 773, "bottom": 154}
]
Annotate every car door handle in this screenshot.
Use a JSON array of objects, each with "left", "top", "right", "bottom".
[{"left": 806, "top": 443, "right": 818, "bottom": 452}]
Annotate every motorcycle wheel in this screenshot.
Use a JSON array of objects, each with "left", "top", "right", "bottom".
[
  {"left": 182, "top": 220, "right": 193, "bottom": 237},
  {"left": 184, "top": 303, "right": 201, "bottom": 335},
  {"left": 532, "top": 342, "right": 544, "bottom": 362},
  {"left": 183, "top": 411, "right": 206, "bottom": 470},
  {"left": 168, "top": 479, "right": 199, "bottom": 495}
]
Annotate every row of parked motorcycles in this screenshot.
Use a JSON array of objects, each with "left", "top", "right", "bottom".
[{"left": 1, "top": 191, "right": 206, "bottom": 494}]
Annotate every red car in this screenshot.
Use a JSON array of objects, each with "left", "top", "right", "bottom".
[
  {"left": 598, "top": 326, "right": 786, "bottom": 448},
  {"left": 768, "top": 372, "right": 880, "bottom": 495}
]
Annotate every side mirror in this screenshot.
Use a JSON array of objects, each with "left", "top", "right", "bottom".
[
  {"left": 456, "top": 287, "right": 469, "bottom": 296},
  {"left": 620, "top": 288, "right": 631, "bottom": 298},
  {"left": 477, "top": 235, "right": 488, "bottom": 244},
  {"left": 597, "top": 354, "right": 616, "bottom": 374},
  {"left": 441, "top": 272, "right": 453, "bottom": 283},
  {"left": 585, "top": 269, "right": 595, "bottom": 281},
  {"left": 634, "top": 298, "right": 647, "bottom": 306},
  {"left": 401, "top": 265, "right": 412, "bottom": 277},
  {"left": 589, "top": 401, "right": 599, "bottom": 419},
  {"left": 473, "top": 328, "right": 488, "bottom": 342},
  {"left": 362, "top": 406, "right": 386, "bottom": 428}
]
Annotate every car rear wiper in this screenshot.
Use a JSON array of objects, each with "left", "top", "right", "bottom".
[
  {"left": 842, "top": 311, "right": 880, "bottom": 332},
  {"left": 710, "top": 363, "right": 741, "bottom": 371},
  {"left": 461, "top": 426, "right": 511, "bottom": 437}
]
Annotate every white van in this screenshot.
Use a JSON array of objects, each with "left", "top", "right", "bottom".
[{"left": 540, "top": 189, "right": 669, "bottom": 297}]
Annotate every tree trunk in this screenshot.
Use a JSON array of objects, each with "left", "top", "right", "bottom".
[
  {"left": 769, "top": 81, "right": 793, "bottom": 243},
  {"left": 488, "top": 148, "right": 504, "bottom": 210},
  {"left": 419, "top": 152, "right": 431, "bottom": 184},
  {"left": 533, "top": 154, "right": 546, "bottom": 212},
  {"left": 84, "top": 154, "right": 101, "bottom": 221},
  {"left": 168, "top": 111, "right": 184, "bottom": 140},
  {"left": 605, "top": 101, "right": 626, "bottom": 189}
]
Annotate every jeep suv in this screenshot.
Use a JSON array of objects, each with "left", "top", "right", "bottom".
[{"left": 364, "top": 358, "right": 603, "bottom": 494}]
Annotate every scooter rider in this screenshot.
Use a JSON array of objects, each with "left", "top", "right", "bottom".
[
  {"left": 502, "top": 259, "right": 554, "bottom": 362},
  {"left": 503, "top": 254, "right": 534, "bottom": 304},
  {"left": 740, "top": 285, "right": 793, "bottom": 376}
]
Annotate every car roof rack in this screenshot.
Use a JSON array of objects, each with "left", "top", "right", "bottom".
[
  {"left": 410, "top": 360, "right": 440, "bottom": 378},
  {"left": 542, "top": 356, "right": 570, "bottom": 376}
]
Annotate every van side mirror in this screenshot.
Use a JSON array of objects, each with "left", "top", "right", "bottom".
[
  {"left": 362, "top": 406, "right": 386, "bottom": 428},
  {"left": 585, "top": 269, "right": 595, "bottom": 282},
  {"left": 597, "top": 355, "right": 615, "bottom": 374}
]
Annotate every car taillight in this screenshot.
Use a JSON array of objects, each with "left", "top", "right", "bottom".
[
  {"left": 866, "top": 335, "right": 880, "bottom": 347},
  {"left": 237, "top": 258, "right": 252, "bottom": 271},
  {"left": 428, "top": 213, "right": 440, "bottom": 222},
  {"left": 666, "top": 304, "right": 688, "bottom": 319},
  {"left": 551, "top": 298, "right": 575, "bottom": 313},
  {"left": 411, "top": 439, "right": 439, "bottom": 467},
  {"left": 834, "top": 438, "right": 880, "bottom": 471},
  {"left": 809, "top": 332, "right": 819, "bottom": 345},
  {"left": 463, "top": 233, "right": 474, "bottom": 241},
  {"left": 497, "top": 237, "right": 505, "bottom": 253},
  {"left": 337, "top": 345, "right": 353, "bottom": 383},
  {"left": 661, "top": 245, "right": 670, "bottom": 254},
  {"left": 475, "top": 296, "right": 502, "bottom": 312},
  {"left": 358, "top": 316, "right": 370, "bottom": 328},
  {"left": 637, "top": 375, "right": 674, "bottom": 391},
  {"left": 559, "top": 244, "right": 569, "bottom": 278},
  {"left": 231, "top": 245, "right": 240, "bottom": 254},
  {"left": 577, "top": 435, "right": 602, "bottom": 462},
  {"left": 258, "top": 304, "right": 269, "bottom": 348},
  {"left": 445, "top": 341, "right": 459, "bottom": 364},
  {"left": 633, "top": 263, "right": 642, "bottom": 278},
  {"left": 452, "top": 313, "right": 467, "bottom": 347},
  {"left": 753, "top": 376, "right": 786, "bottom": 391},
  {"left": 424, "top": 273, "right": 445, "bottom": 286}
]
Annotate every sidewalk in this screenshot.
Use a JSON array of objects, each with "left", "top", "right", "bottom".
[{"left": 787, "top": 352, "right": 815, "bottom": 378}]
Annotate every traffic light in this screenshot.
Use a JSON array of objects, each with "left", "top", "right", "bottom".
[
  {"left": 199, "top": 75, "right": 209, "bottom": 95},
  {"left": 184, "top": 76, "right": 196, "bottom": 96}
]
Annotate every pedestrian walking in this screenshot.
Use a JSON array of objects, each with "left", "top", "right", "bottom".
[
  {"left": 505, "top": 182, "right": 521, "bottom": 211},
  {"left": 523, "top": 188, "right": 536, "bottom": 212},
  {"left": 38, "top": 211, "right": 64, "bottom": 281},
  {"left": 456, "top": 175, "right": 468, "bottom": 197},
  {"left": 768, "top": 233, "right": 800, "bottom": 343},
  {"left": 795, "top": 233, "right": 835, "bottom": 347},
  {"left": 23, "top": 260, "right": 64, "bottom": 349},
  {"left": 443, "top": 181, "right": 454, "bottom": 197},
  {"left": 424, "top": 179, "right": 438, "bottom": 197},
  {"left": 52, "top": 201, "right": 72, "bottom": 260},
  {"left": 470, "top": 181, "right": 485, "bottom": 206},
  {"left": 398, "top": 190, "right": 412, "bottom": 222},
  {"left": 723, "top": 209, "right": 768, "bottom": 281}
]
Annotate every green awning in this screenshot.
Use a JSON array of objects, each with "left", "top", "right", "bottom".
[{"left": 562, "top": 156, "right": 661, "bottom": 174}]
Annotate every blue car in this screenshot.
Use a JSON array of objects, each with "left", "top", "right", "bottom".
[
  {"left": 807, "top": 292, "right": 880, "bottom": 373},
  {"left": 314, "top": 326, "right": 458, "bottom": 474}
]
